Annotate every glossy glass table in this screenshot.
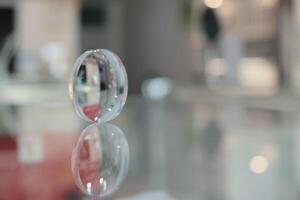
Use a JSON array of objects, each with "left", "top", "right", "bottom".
[{"left": 0, "top": 95, "right": 300, "bottom": 200}]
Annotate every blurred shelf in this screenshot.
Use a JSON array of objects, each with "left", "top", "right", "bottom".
[
  {"left": 0, "top": 83, "right": 69, "bottom": 106},
  {"left": 173, "top": 84, "right": 300, "bottom": 112}
]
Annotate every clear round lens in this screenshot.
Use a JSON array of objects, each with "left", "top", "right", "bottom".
[
  {"left": 69, "top": 49, "right": 128, "bottom": 123},
  {"left": 71, "top": 123, "right": 130, "bottom": 197}
]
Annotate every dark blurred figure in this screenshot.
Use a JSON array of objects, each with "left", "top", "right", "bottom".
[
  {"left": 200, "top": 8, "right": 224, "bottom": 86},
  {"left": 201, "top": 8, "right": 221, "bottom": 43}
]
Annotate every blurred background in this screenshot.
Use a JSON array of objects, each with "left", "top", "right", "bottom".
[
  {"left": 0, "top": 0, "right": 296, "bottom": 94},
  {"left": 2, "top": 0, "right": 300, "bottom": 199}
]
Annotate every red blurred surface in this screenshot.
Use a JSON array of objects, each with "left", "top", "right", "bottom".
[
  {"left": 0, "top": 133, "right": 78, "bottom": 200},
  {"left": 83, "top": 104, "right": 101, "bottom": 121}
]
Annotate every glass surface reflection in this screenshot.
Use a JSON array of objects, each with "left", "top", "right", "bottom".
[
  {"left": 69, "top": 49, "right": 128, "bottom": 123},
  {"left": 71, "top": 123, "right": 129, "bottom": 198}
]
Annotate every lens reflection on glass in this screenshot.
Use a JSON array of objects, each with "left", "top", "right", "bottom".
[
  {"left": 70, "top": 49, "right": 128, "bottom": 123},
  {"left": 71, "top": 123, "right": 129, "bottom": 197}
]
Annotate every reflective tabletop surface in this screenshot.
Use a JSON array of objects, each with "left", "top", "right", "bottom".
[{"left": 1, "top": 95, "right": 300, "bottom": 200}]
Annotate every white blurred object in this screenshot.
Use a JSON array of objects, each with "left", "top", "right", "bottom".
[
  {"left": 17, "top": 134, "right": 43, "bottom": 164},
  {"left": 16, "top": 0, "right": 79, "bottom": 80},
  {"left": 206, "top": 58, "right": 227, "bottom": 77},
  {"left": 142, "top": 77, "right": 173, "bottom": 100},
  {"left": 204, "top": 0, "right": 224, "bottom": 9},
  {"left": 249, "top": 155, "right": 269, "bottom": 174},
  {"left": 205, "top": 35, "right": 243, "bottom": 88},
  {"left": 205, "top": 58, "right": 227, "bottom": 88},
  {"left": 239, "top": 57, "right": 278, "bottom": 91},
  {"left": 41, "top": 42, "right": 67, "bottom": 79}
]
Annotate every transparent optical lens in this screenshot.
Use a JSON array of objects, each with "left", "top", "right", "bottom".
[
  {"left": 71, "top": 123, "right": 130, "bottom": 197},
  {"left": 70, "top": 49, "right": 128, "bottom": 123}
]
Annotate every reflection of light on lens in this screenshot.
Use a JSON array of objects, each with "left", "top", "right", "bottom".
[
  {"left": 71, "top": 123, "right": 130, "bottom": 197},
  {"left": 249, "top": 156, "right": 269, "bottom": 174},
  {"left": 204, "top": 0, "right": 224, "bottom": 9},
  {"left": 87, "top": 182, "right": 92, "bottom": 194}
]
